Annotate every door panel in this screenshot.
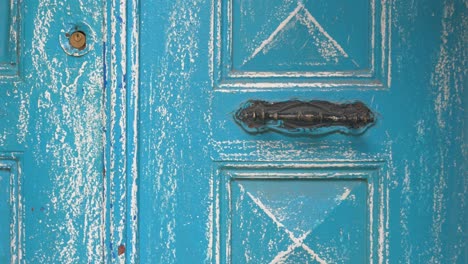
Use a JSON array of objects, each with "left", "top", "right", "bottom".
[
  {"left": 0, "top": 0, "right": 104, "bottom": 263},
  {"left": 216, "top": 162, "right": 386, "bottom": 263},
  {"left": 214, "top": 0, "right": 389, "bottom": 88},
  {"left": 138, "top": 0, "right": 466, "bottom": 263}
]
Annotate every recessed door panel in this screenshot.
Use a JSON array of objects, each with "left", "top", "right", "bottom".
[
  {"left": 0, "top": 0, "right": 18, "bottom": 76},
  {"left": 214, "top": 0, "right": 390, "bottom": 89},
  {"left": 216, "top": 163, "right": 387, "bottom": 263}
]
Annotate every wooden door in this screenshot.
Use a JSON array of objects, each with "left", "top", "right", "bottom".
[
  {"left": 134, "top": 0, "right": 466, "bottom": 263},
  {"left": 1, "top": 0, "right": 465, "bottom": 263},
  {"left": 0, "top": 0, "right": 105, "bottom": 263}
]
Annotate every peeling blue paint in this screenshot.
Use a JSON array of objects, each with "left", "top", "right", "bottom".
[{"left": 0, "top": 0, "right": 465, "bottom": 263}]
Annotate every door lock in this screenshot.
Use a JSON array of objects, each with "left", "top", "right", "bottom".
[
  {"left": 60, "top": 22, "right": 94, "bottom": 56},
  {"left": 69, "top": 31, "right": 86, "bottom": 50}
]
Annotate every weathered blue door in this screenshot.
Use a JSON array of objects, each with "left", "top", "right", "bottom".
[
  {"left": 0, "top": 0, "right": 466, "bottom": 263},
  {"left": 136, "top": 0, "right": 466, "bottom": 263},
  {"left": 0, "top": 0, "right": 105, "bottom": 263}
]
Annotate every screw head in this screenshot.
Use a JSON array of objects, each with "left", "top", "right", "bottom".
[{"left": 69, "top": 31, "right": 86, "bottom": 50}]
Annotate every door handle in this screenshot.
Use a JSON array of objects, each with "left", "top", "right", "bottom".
[{"left": 234, "top": 100, "right": 375, "bottom": 135}]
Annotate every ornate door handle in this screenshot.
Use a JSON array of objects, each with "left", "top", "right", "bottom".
[{"left": 234, "top": 100, "right": 375, "bottom": 135}]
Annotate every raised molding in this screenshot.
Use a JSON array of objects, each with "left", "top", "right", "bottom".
[
  {"left": 0, "top": 153, "right": 23, "bottom": 264},
  {"left": 0, "top": 0, "right": 20, "bottom": 78},
  {"left": 104, "top": 0, "right": 140, "bottom": 262},
  {"left": 213, "top": 0, "right": 392, "bottom": 90},
  {"left": 213, "top": 161, "right": 388, "bottom": 263}
]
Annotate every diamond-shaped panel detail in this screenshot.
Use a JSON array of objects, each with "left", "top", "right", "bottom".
[
  {"left": 216, "top": 163, "right": 388, "bottom": 263},
  {"left": 231, "top": 181, "right": 294, "bottom": 264},
  {"left": 232, "top": 0, "right": 370, "bottom": 72},
  {"left": 282, "top": 247, "right": 324, "bottom": 264},
  {"left": 215, "top": 0, "right": 391, "bottom": 88},
  {"left": 231, "top": 178, "right": 367, "bottom": 263},
  {"left": 240, "top": 4, "right": 357, "bottom": 71},
  {"left": 303, "top": 184, "right": 368, "bottom": 263}
]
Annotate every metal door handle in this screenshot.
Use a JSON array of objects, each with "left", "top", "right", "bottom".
[{"left": 234, "top": 100, "right": 375, "bottom": 135}]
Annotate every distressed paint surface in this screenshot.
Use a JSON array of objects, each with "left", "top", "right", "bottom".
[
  {"left": 103, "top": 0, "right": 140, "bottom": 262},
  {"left": 0, "top": 0, "right": 9, "bottom": 62},
  {"left": 0, "top": 0, "right": 465, "bottom": 263},
  {"left": 138, "top": 0, "right": 466, "bottom": 263},
  {"left": 215, "top": 163, "right": 387, "bottom": 263},
  {"left": 0, "top": 0, "right": 105, "bottom": 263}
]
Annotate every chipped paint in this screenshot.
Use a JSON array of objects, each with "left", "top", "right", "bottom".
[
  {"left": 137, "top": 0, "right": 464, "bottom": 262},
  {"left": 27, "top": 0, "right": 104, "bottom": 261},
  {"left": 242, "top": 3, "right": 349, "bottom": 67},
  {"left": 1, "top": 0, "right": 104, "bottom": 262},
  {"left": 0, "top": 0, "right": 465, "bottom": 263}
]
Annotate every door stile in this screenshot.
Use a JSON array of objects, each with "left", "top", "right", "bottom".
[{"left": 104, "top": 0, "right": 140, "bottom": 263}]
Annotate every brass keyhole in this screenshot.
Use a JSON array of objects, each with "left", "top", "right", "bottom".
[{"left": 69, "top": 31, "right": 86, "bottom": 50}]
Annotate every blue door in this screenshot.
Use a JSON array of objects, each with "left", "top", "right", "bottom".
[
  {"left": 0, "top": 0, "right": 105, "bottom": 263},
  {"left": 1, "top": 0, "right": 466, "bottom": 263},
  {"left": 135, "top": 0, "right": 467, "bottom": 263}
]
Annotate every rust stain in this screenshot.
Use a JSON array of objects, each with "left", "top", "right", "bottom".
[{"left": 118, "top": 244, "right": 126, "bottom": 256}]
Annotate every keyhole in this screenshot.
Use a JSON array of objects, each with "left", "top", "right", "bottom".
[{"left": 69, "top": 31, "right": 86, "bottom": 50}]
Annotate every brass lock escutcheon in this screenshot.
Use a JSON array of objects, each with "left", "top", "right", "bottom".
[{"left": 69, "top": 31, "right": 86, "bottom": 50}]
